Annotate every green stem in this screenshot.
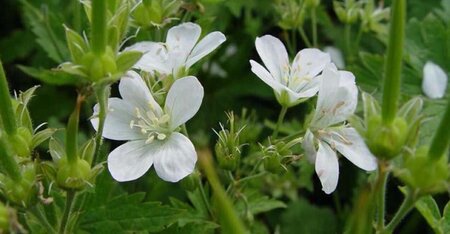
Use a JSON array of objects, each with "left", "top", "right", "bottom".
[
  {"left": 0, "top": 60, "right": 17, "bottom": 135},
  {"left": 237, "top": 172, "right": 266, "bottom": 184},
  {"left": 66, "top": 94, "right": 83, "bottom": 164},
  {"left": 375, "top": 161, "right": 389, "bottom": 231},
  {"left": 428, "top": 96, "right": 450, "bottom": 160},
  {"left": 92, "top": 85, "right": 109, "bottom": 164},
  {"left": 59, "top": 190, "right": 76, "bottom": 234},
  {"left": 91, "top": 0, "right": 107, "bottom": 54},
  {"left": 381, "top": 0, "right": 406, "bottom": 124},
  {"left": 311, "top": 8, "right": 318, "bottom": 47},
  {"left": 0, "top": 134, "right": 21, "bottom": 181},
  {"left": 198, "top": 149, "right": 246, "bottom": 234},
  {"left": 272, "top": 106, "right": 288, "bottom": 138},
  {"left": 383, "top": 189, "right": 418, "bottom": 233},
  {"left": 298, "top": 27, "right": 312, "bottom": 48}
]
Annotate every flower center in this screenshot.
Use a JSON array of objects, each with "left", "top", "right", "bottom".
[{"left": 129, "top": 107, "right": 171, "bottom": 144}]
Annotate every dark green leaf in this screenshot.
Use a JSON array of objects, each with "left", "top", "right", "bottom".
[{"left": 18, "top": 66, "right": 81, "bottom": 86}]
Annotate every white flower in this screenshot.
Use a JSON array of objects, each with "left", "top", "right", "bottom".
[
  {"left": 323, "top": 46, "right": 345, "bottom": 69},
  {"left": 91, "top": 71, "right": 204, "bottom": 182},
  {"left": 302, "top": 64, "right": 377, "bottom": 194},
  {"left": 125, "top": 22, "right": 226, "bottom": 78},
  {"left": 249, "top": 35, "right": 331, "bottom": 107},
  {"left": 422, "top": 61, "right": 447, "bottom": 99}
]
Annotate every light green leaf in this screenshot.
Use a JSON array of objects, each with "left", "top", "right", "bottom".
[
  {"left": 18, "top": 66, "right": 81, "bottom": 86},
  {"left": 415, "top": 195, "right": 441, "bottom": 230},
  {"left": 116, "top": 51, "right": 143, "bottom": 73}
]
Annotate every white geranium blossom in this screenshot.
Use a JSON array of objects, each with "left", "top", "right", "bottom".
[
  {"left": 302, "top": 64, "right": 377, "bottom": 194},
  {"left": 422, "top": 61, "right": 448, "bottom": 99},
  {"left": 249, "top": 35, "right": 331, "bottom": 107},
  {"left": 91, "top": 71, "right": 204, "bottom": 182},
  {"left": 125, "top": 22, "right": 226, "bottom": 78}
]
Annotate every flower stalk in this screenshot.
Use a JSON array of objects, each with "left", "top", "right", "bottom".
[
  {"left": 381, "top": 0, "right": 406, "bottom": 124},
  {"left": 59, "top": 190, "right": 76, "bottom": 234},
  {"left": 198, "top": 148, "right": 246, "bottom": 234},
  {"left": 272, "top": 106, "right": 288, "bottom": 138},
  {"left": 428, "top": 96, "right": 450, "bottom": 160},
  {"left": 91, "top": 0, "right": 107, "bottom": 55},
  {"left": 0, "top": 60, "right": 17, "bottom": 136},
  {"left": 92, "top": 85, "right": 109, "bottom": 164}
]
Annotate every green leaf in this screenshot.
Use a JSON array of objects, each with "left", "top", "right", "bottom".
[
  {"left": 79, "top": 193, "right": 186, "bottom": 233},
  {"left": 32, "top": 128, "right": 57, "bottom": 149},
  {"left": 18, "top": 66, "right": 81, "bottom": 86},
  {"left": 440, "top": 201, "right": 450, "bottom": 234},
  {"left": 415, "top": 195, "right": 441, "bottom": 230},
  {"left": 280, "top": 198, "right": 337, "bottom": 234},
  {"left": 21, "top": 0, "right": 69, "bottom": 63},
  {"left": 115, "top": 51, "right": 143, "bottom": 73},
  {"left": 235, "top": 190, "right": 286, "bottom": 215}
]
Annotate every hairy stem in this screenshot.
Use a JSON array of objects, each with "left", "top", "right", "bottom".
[
  {"left": 93, "top": 85, "right": 109, "bottom": 164},
  {"left": 375, "top": 161, "right": 389, "bottom": 231},
  {"left": 59, "top": 190, "right": 76, "bottom": 234},
  {"left": 272, "top": 106, "right": 288, "bottom": 138},
  {"left": 91, "top": 0, "right": 107, "bottom": 54},
  {"left": 381, "top": 0, "right": 406, "bottom": 124}
]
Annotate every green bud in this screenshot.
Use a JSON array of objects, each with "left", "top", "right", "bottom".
[
  {"left": 81, "top": 48, "right": 117, "bottom": 81},
  {"left": 180, "top": 170, "right": 200, "bottom": 192},
  {"left": 8, "top": 127, "right": 32, "bottom": 157},
  {"left": 0, "top": 203, "right": 9, "bottom": 232},
  {"left": 214, "top": 112, "right": 244, "bottom": 171},
  {"left": 56, "top": 158, "right": 91, "bottom": 190},
  {"left": 262, "top": 141, "right": 292, "bottom": 174},
  {"left": 0, "top": 163, "right": 37, "bottom": 207},
  {"left": 396, "top": 146, "right": 449, "bottom": 193},
  {"left": 366, "top": 115, "right": 408, "bottom": 159},
  {"left": 215, "top": 141, "right": 240, "bottom": 171}
]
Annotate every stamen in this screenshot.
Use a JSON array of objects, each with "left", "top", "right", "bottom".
[
  {"left": 129, "top": 120, "right": 134, "bottom": 129},
  {"left": 157, "top": 133, "right": 166, "bottom": 140},
  {"left": 145, "top": 135, "right": 155, "bottom": 144}
]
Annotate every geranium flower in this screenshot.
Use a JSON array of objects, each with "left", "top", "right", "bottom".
[
  {"left": 422, "top": 61, "right": 447, "bottom": 99},
  {"left": 125, "top": 22, "right": 226, "bottom": 78},
  {"left": 91, "top": 71, "right": 203, "bottom": 182},
  {"left": 249, "top": 35, "right": 330, "bottom": 107},
  {"left": 302, "top": 64, "right": 377, "bottom": 194}
]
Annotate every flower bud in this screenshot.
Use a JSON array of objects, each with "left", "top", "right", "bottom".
[
  {"left": 215, "top": 140, "right": 240, "bottom": 171},
  {"left": 262, "top": 141, "right": 292, "bottom": 174},
  {"left": 214, "top": 112, "right": 245, "bottom": 171},
  {"left": 0, "top": 163, "right": 37, "bottom": 207},
  {"left": 8, "top": 127, "right": 32, "bottom": 157},
  {"left": 56, "top": 158, "right": 92, "bottom": 190},
  {"left": 365, "top": 115, "right": 408, "bottom": 159},
  {"left": 396, "top": 146, "right": 449, "bottom": 194},
  {"left": 81, "top": 48, "right": 117, "bottom": 81},
  {"left": 333, "top": 1, "right": 360, "bottom": 24}
]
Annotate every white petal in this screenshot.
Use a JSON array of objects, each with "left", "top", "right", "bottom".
[
  {"left": 166, "top": 22, "right": 201, "bottom": 63},
  {"left": 165, "top": 76, "right": 204, "bottom": 129},
  {"left": 422, "top": 61, "right": 448, "bottom": 99},
  {"left": 124, "top": 42, "right": 171, "bottom": 74},
  {"left": 323, "top": 46, "right": 345, "bottom": 69},
  {"left": 186, "top": 31, "right": 226, "bottom": 68},
  {"left": 323, "top": 128, "right": 377, "bottom": 171},
  {"left": 250, "top": 60, "right": 285, "bottom": 93},
  {"left": 250, "top": 60, "right": 305, "bottom": 105},
  {"left": 255, "top": 35, "right": 289, "bottom": 82},
  {"left": 315, "top": 141, "right": 339, "bottom": 194},
  {"left": 302, "top": 130, "right": 317, "bottom": 163},
  {"left": 107, "top": 140, "right": 154, "bottom": 182},
  {"left": 291, "top": 48, "right": 331, "bottom": 79},
  {"left": 153, "top": 133, "right": 197, "bottom": 182},
  {"left": 119, "top": 71, "right": 163, "bottom": 115},
  {"left": 91, "top": 98, "right": 142, "bottom": 141},
  {"left": 311, "top": 64, "right": 358, "bottom": 129}
]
